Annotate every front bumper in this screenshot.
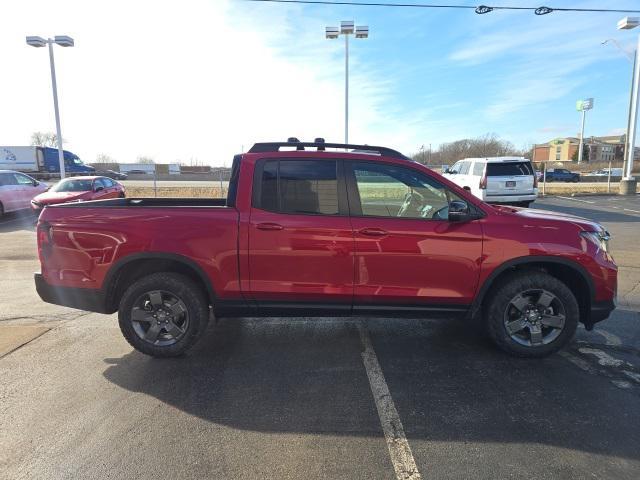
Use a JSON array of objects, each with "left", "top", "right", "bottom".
[
  {"left": 34, "top": 273, "right": 109, "bottom": 314},
  {"left": 587, "top": 299, "right": 616, "bottom": 328},
  {"left": 483, "top": 193, "right": 537, "bottom": 204}
]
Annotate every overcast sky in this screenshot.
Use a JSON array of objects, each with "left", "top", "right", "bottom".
[{"left": 3, "top": 0, "right": 640, "bottom": 165}]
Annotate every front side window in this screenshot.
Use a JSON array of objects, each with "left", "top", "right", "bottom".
[
  {"left": 256, "top": 159, "right": 339, "bottom": 215},
  {"left": 350, "top": 162, "right": 462, "bottom": 220},
  {"left": 458, "top": 161, "right": 471, "bottom": 175},
  {"left": 14, "top": 173, "right": 35, "bottom": 185}
]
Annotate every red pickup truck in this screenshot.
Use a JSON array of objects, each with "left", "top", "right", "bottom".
[{"left": 34, "top": 140, "right": 617, "bottom": 358}]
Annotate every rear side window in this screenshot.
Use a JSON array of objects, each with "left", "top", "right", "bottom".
[
  {"left": 0, "top": 173, "right": 17, "bottom": 186},
  {"left": 486, "top": 162, "right": 533, "bottom": 176},
  {"left": 472, "top": 162, "right": 485, "bottom": 176},
  {"left": 256, "top": 159, "right": 339, "bottom": 215}
]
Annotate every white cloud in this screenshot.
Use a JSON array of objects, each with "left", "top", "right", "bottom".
[{"left": 0, "top": 0, "right": 425, "bottom": 165}]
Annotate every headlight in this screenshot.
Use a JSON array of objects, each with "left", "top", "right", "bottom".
[{"left": 580, "top": 230, "right": 610, "bottom": 253}]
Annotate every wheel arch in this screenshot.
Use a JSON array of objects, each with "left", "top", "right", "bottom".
[
  {"left": 472, "top": 256, "right": 594, "bottom": 325},
  {"left": 103, "top": 252, "right": 216, "bottom": 314}
]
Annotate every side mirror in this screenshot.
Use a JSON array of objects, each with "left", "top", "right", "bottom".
[
  {"left": 448, "top": 200, "right": 470, "bottom": 222},
  {"left": 94, "top": 186, "right": 104, "bottom": 192},
  {"left": 33, "top": 180, "right": 40, "bottom": 186}
]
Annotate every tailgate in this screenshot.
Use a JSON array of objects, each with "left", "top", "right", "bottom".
[{"left": 487, "top": 175, "right": 535, "bottom": 195}]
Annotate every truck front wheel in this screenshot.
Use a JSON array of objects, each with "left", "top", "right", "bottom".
[
  {"left": 485, "top": 271, "right": 579, "bottom": 357},
  {"left": 118, "top": 272, "right": 210, "bottom": 357}
]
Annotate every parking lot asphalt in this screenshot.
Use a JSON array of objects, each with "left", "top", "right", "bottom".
[{"left": 1, "top": 196, "right": 639, "bottom": 480}]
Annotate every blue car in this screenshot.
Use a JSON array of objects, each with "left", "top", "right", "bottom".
[{"left": 542, "top": 168, "right": 580, "bottom": 182}]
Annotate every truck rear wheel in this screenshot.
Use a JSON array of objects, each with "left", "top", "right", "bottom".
[
  {"left": 485, "top": 271, "right": 578, "bottom": 358},
  {"left": 118, "top": 272, "right": 209, "bottom": 357}
]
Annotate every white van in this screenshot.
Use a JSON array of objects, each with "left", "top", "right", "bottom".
[{"left": 442, "top": 157, "right": 538, "bottom": 207}]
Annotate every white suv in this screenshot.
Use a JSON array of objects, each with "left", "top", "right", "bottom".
[{"left": 442, "top": 157, "right": 538, "bottom": 207}]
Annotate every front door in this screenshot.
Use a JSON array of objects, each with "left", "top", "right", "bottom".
[
  {"left": 248, "top": 158, "right": 354, "bottom": 312},
  {"left": 345, "top": 160, "right": 483, "bottom": 311}
]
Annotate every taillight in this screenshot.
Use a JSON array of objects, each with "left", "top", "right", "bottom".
[
  {"left": 37, "top": 222, "right": 52, "bottom": 260},
  {"left": 479, "top": 166, "right": 487, "bottom": 189}
]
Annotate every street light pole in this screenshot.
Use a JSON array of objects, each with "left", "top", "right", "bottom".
[
  {"left": 326, "top": 22, "right": 368, "bottom": 145},
  {"left": 26, "top": 35, "right": 74, "bottom": 179},
  {"left": 577, "top": 109, "right": 586, "bottom": 164},
  {"left": 345, "top": 32, "right": 349, "bottom": 144},
  {"left": 625, "top": 32, "right": 640, "bottom": 180},
  {"left": 47, "top": 40, "right": 66, "bottom": 179},
  {"left": 618, "top": 16, "right": 640, "bottom": 194}
]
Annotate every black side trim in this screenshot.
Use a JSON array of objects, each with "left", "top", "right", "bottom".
[
  {"left": 353, "top": 303, "right": 469, "bottom": 318},
  {"left": 103, "top": 252, "right": 218, "bottom": 312},
  {"left": 35, "top": 273, "right": 108, "bottom": 314},
  {"left": 470, "top": 256, "right": 596, "bottom": 319},
  {"left": 589, "top": 300, "right": 616, "bottom": 326}
]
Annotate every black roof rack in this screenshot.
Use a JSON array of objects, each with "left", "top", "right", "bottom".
[{"left": 248, "top": 140, "right": 410, "bottom": 160}]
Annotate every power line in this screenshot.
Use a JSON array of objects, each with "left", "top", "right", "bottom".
[{"left": 238, "top": 0, "right": 640, "bottom": 15}]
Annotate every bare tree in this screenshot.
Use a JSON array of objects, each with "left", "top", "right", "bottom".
[
  {"left": 412, "top": 134, "right": 524, "bottom": 166},
  {"left": 95, "top": 153, "right": 114, "bottom": 164},
  {"left": 137, "top": 156, "right": 155, "bottom": 164},
  {"left": 30, "top": 131, "right": 64, "bottom": 148}
]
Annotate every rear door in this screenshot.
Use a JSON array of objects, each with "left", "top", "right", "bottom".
[
  {"left": 248, "top": 158, "right": 354, "bottom": 312},
  {"left": 0, "top": 173, "right": 19, "bottom": 212},
  {"left": 485, "top": 161, "right": 535, "bottom": 197}
]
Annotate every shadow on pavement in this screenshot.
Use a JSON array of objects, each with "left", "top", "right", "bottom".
[
  {"left": 0, "top": 211, "right": 37, "bottom": 233},
  {"left": 103, "top": 317, "right": 640, "bottom": 462}
]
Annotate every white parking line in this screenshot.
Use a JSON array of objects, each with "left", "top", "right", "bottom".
[
  {"left": 358, "top": 322, "right": 422, "bottom": 480},
  {"left": 556, "top": 196, "right": 596, "bottom": 204}
]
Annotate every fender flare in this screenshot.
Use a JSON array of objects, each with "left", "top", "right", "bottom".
[
  {"left": 470, "top": 255, "right": 595, "bottom": 318},
  {"left": 103, "top": 252, "right": 216, "bottom": 311}
]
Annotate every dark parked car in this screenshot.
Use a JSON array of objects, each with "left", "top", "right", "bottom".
[
  {"left": 98, "top": 170, "right": 128, "bottom": 180},
  {"left": 543, "top": 168, "right": 580, "bottom": 182}
]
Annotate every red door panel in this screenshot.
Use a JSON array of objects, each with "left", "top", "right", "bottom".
[
  {"left": 350, "top": 217, "right": 482, "bottom": 305},
  {"left": 248, "top": 208, "right": 354, "bottom": 303}
]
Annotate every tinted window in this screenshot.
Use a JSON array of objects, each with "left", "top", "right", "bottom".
[
  {"left": 279, "top": 160, "right": 338, "bottom": 215},
  {"left": 94, "top": 178, "right": 108, "bottom": 189},
  {"left": 0, "top": 173, "right": 17, "bottom": 186},
  {"left": 102, "top": 178, "right": 115, "bottom": 187},
  {"left": 472, "top": 162, "right": 485, "bottom": 175},
  {"left": 351, "top": 162, "right": 462, "bottom": 220},
  {"left": 486, "top": 162, "right": 533, "bottom": 176},
  {"left": 257, "top": 159, "right": 339, "bottom": 215},
  {"left": 259, "top": 160, "right": 278, "bottom": 212}
]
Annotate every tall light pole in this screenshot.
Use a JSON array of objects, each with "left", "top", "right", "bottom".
[
  {"left": 618, "top": 17, "right": 640, "bottom": 194},
  {"left": 326, "top": 21, "right": 368, "bottom": 145},
  {"left": 26, "top": 35, "right": 74, "bottom": 179},
  {"left": 576, "top": 98, "right": 593, "bottom": 164}
]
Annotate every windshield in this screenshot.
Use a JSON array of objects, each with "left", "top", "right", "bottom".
[
  {"left": 486, "top": 162, "right": 533, "bottom": 176},
  {"left": 51, "top": 179, "right": 93, "bottom": 192}
]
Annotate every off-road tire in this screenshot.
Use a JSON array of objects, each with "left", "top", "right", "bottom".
[
  {"left": 118, "top": 272, "right": 209, "bottom": 357},
  {"left": 485, "top": 271, "right": 579, "bottom": 358}
]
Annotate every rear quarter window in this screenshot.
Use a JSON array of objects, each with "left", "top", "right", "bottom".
[
  {"left": 486, "top": 162, "right": 533, "bottom": 176},
  {"left": 472, "top": 162, "right": 485, "bottom": 176}
]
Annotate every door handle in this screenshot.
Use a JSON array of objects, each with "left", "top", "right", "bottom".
[
  {"left": 257, "top": 222, "right": 284, "bottom": 231},
  {"left": 359, "top": 227, "right": 388, "bottom": 237}
]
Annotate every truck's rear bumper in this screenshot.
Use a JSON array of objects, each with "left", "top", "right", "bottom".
[{"left": 34, "top": 273, "right": 109, "bottom": 314}]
